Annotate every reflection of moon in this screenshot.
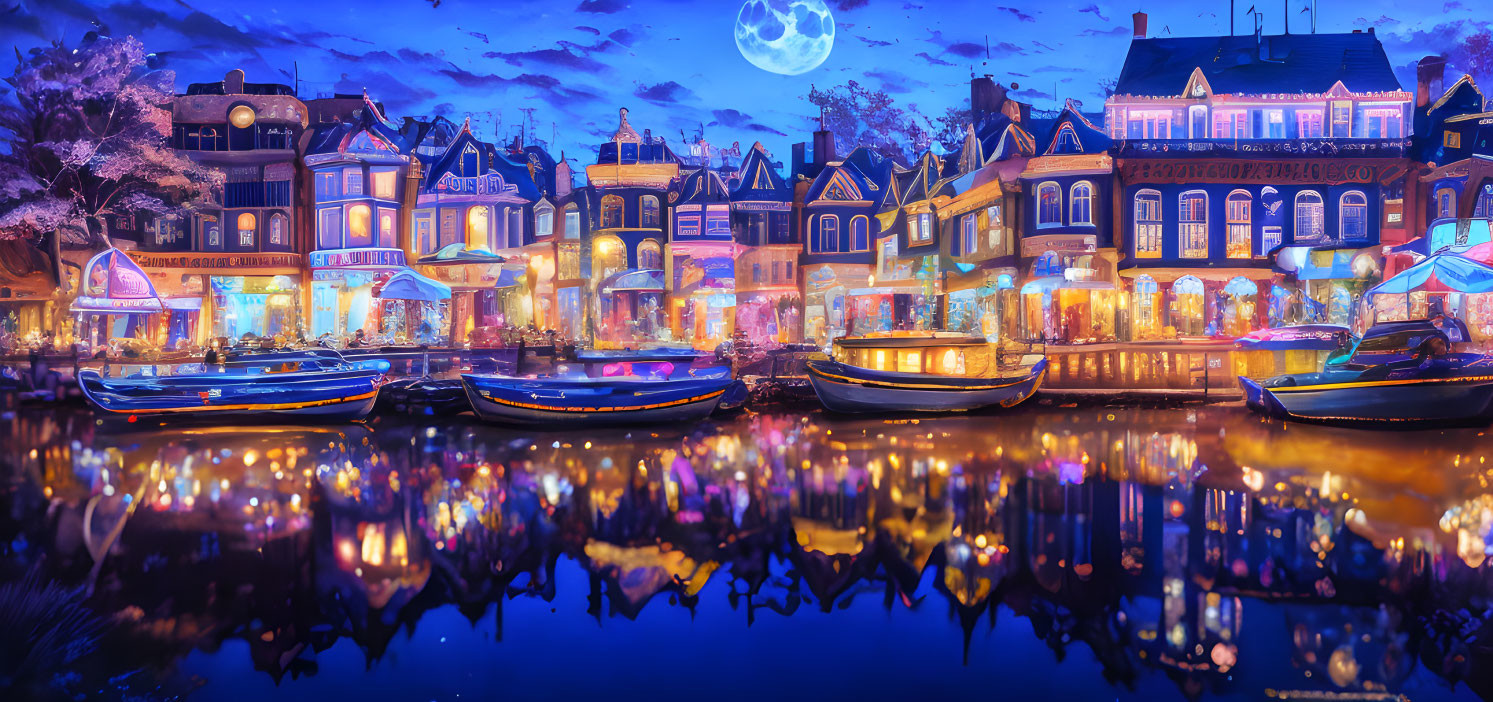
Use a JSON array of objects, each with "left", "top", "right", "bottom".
[{"left": 734, "top": 0, "right": 834, "bottom": 76}]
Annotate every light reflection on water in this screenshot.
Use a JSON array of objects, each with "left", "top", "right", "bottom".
[{"left": 3, "top": 405, "right": 1493, "bottom": 701}]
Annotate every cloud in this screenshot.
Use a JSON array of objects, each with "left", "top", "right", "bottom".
[
  {"left": 609, "top": 27, "right": 642, "bottom": 46},
  {"left": 576, "top": 26, "right": 601, "bottom": 35},
  {"left": 855, "top": 35, "right": 893, "bottom": 47},
  {"left": 1011, "top": 87, "right": 1053, "bottom": 101},
  {"left": 914, "top": 51, "right": 955, "bottom": 66},
  {"left": 1444, "top": 1, "right": 1465, "bottom": 11},
  {"left": 577, "top": 0, "right": 629, "bottom": 13},
  {"left": 866, "top": 69, "right": 925, "bottom": 93},
  {"left": 834, "top": 0, "right": 871, "bottom": 9},
  {"left": 634, "top": 80, "right": 694, "bottom": 105},
  {"left": 996, "top": 6, "right": 1035, "bottom": 22},
  {"left": 1079, "top": 4, "right": 1110, "bottom": 22},
  {"left": 1079, "top": 25, "right": 1131, "bottom": 37},
  {"left": 707, "top": 108, "right": 785, "bottom": 135},
  {"left": 483, "top": 39, "right": 615, "bottom": 72}
]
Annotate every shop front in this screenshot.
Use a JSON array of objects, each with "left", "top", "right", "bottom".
[
  {"left": 669, "top": 243, "right": 736, "bottom": 351},
  {"left": 596, "top": 269, "right": 668, "bottom": 348},
  {"left": 417, "top": 244, "right": 531, "bottom": 347},
  {"left": 126, "top": 249, "right": 302, "bottom": 348},
  {"left": 804, "top": 263, "right": 872, "bottom": 346},
  {"left": 1121, "top": 268, "right": 1275, "bottom": 341},
  {"left": 70, "top": 249, "right": 165, "bottom": 354},
  {"left": 309, "top": 247, "right": 408, "bottom": 343}
]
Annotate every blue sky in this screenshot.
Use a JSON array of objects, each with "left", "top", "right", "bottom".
[{"left": 2, "top": 0, "right": 1488, "bottom": 168}]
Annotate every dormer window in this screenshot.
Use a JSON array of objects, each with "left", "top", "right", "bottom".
[{"left": 1037, "top": 182, "right": 1062, "bottom": 227}]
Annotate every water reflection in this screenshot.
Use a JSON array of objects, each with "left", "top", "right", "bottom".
[{"left": 4, "top": 406, "right": 1493, "bottom": 700}]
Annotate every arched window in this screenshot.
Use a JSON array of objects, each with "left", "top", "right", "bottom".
[
  {"left": 1070, "top": 181, "right": 1095, "bottom": 226},
  {"left": 378, "top": 209, "right": 395, "bottom": 248},
  {"left": 268, "top": 214, "right": 287, "bottom": 247},
  {"left": 1477, "top": 183, "right": 1493, "bottom": 218},
  {"left": 1134, "top": 189, "right": 1162, "bottom": 257},
  {"left": 592, "top": 235, "right": 625, "bottom": 279},
  {"left": 564, "top": 205, "right": 580, "bottom": 239},
  {"left": 1179, "top": 190, "right": 1208, "bottom": 258},
  {"left": 601, "top": 195, "right": 624, "bottom": 229},
  {"left": 1260, "top": 187, "right": 1283, "bottom": 252},
  {"left": 1295, "top": 191, "right": 1324, "bottom": 241},
  {"left": 1172, "top": 274, "right": 1206, "bottom": 336},
  {"left": 1339, "top": 191, "right": 1368, "bottom": 240},
  {"left": 1225, "top": 190, "right": 1252, "bottom": 258},
  {"left": 641, "top": 195, "right": 660, "bottom": 228},
  {"left": 1435, "top": 187, "right": 1456, "bottom": 219},
  {"left": 815, "top": 215, "right": 841, "bottom": 253},
  {"left": 1133, "top": 274, "right": 1160, "bottom": 339},
  {"left": 507, "top": 208, "right": 523, "bottom": 248},
  {"left": 1222, "top": 276, "right": 1259, "bottom": 337},
  {"left": 347, "top": 205, "right": 371, "bottom": 247},
  {"left": 465, "top": 206, "right": 489, "bottom": 251},
  {"left": 1037, "top": 182, "right": 1061, "bottom": 227},
  {"left": 535, "top": 203, "right": 554, "bottom": 239},
  {"left": 638, "top": 240, "right": 662, "bottom": 269},
  {"left": 236, "top": 212, "right": 256, "bottom": 248},
  {"left": 850, "top": 215, "right": 869, "bottom": 251}
]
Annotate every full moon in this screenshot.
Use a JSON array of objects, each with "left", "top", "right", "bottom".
[{"left": 734, "top": 0, "right": 835, "bottom": 76}]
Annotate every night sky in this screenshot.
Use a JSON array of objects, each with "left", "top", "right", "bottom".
[{"left": 2, "top": 0, "right": 1487, "bottom": 171}]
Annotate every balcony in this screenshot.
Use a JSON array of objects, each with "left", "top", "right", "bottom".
[{"left": 1116, "top": 138, "right": 1411, "bottom": 159}]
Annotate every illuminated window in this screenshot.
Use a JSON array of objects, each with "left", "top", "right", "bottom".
[
  {"left": 1446, "top": 132, "right": 1463, "bottom": 149},
  {"left": 940, "top": 349, "right": 964, "bottom": 375},
  {"left": 1331, "top": 102, "right": 1352, "bottom": 137},
  {"left": 1340, "top": 191, "right": 1368, "bottom": 240},
  {"left": 372, "top": 170, "right": 397, "bottom": 199},
  {"left": 1265, "top": 110, "right": 1285, "bottom": 138},
  {"left": 601, "top": 195, "right": 624, "bottom": 228},
  {"left": 593, "top": 235, "right": 625, "bottom": 278},
  {"left": 960, "top": 213, "right": 978, "bottom": 256},
  {"left": 641, "top": 195, "right": 660, "bottom": 228},
  {"left": 1478, "top": 184, "right": 1493, "bottom": 218},
  {"left": 1133, "top": 274, "right": 1160, "bottom": 339},
  {"left": 1295, "top": 191, "right": 1324, "bottom": 240},
  {"left": 986, "top": 204, "right": 1006, "bottom": 254},
  {"left": 897, "top": 350, "right": 922, "bottom": 374},
  {"left": 465, "top": 206, "right": 488, "bottom": 250},
  {"left": 1436, "top": 187, "right": 1457, "bottom": 219},
  {"left": 535, "top": 205, "right": 554, "bottom": 238},
  {"left": 1297, "top": 111, "right": 1324, "bottom": 139},
  {"left": 1226, "top": 190, "right": 1251, "bottom": 258},
  {"left": 638, "top": 240, "right": 662, "bottom": 269},
  {"left": 378, "top": 208, "right": 395, "bottom": 248},
  {"left": 1037, "top": 182, "right": 1061, "bottom": 226},
  {"left": 1134, "top": 190, "right": 1162, "bottom": 257},
  {"left": 345, "top": 169, "right": 363, "bottom": 196},
  {"left": 1212, "top": 110, "right": 1248, "bottom": 139},
  {"left": 1364, "top": 109, "right": 1401, "bottom": 139},
  {"left": 564, "top": 206, "right": 580, "bottom": 239},
  {"left": 236, "top": 212, "right": 256, "bottom": 247},
  {"left": 1179, "top": 191, "right": 1208, "bottom": 258},
  {"left": 347, "top": 205, "right": 372, "bottom": 247},
  {"left": 910, "top": 212, "right": 933, "bottom": 244},
  {"left": 1070, "top": 181, "right": 1094, "bottom": 226}
]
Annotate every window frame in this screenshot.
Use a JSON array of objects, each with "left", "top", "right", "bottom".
[{"left": 1178, "top": 190, "right": 1209, "bottom": 259}]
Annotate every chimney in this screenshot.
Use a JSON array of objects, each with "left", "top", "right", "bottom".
[
  {"left": 971, "top": 75, "right": 999, "bottom": 122},
  {"left": 1417, "top": 55, "right": 1448, "bottom": 108},
  {"left": 1132, "top": 11, "right": 1147, "bottom": 40},
  {"left": 813, "top": 128, "right": 836, "bottom": 167},
  {"left": 224, "top": 68, "right": 245, "bottom": 95}
]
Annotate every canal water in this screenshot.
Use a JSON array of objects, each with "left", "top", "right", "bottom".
[{"left": 3, "top": 403, "right": 1492, "bottom": 701}]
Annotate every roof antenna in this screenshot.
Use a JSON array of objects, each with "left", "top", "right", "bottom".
[{"left": 1283, "top": 0, "right": 1289, "bottom": 34}]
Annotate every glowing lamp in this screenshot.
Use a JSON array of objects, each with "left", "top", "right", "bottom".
[{"left": 229, "top": 105, "right": 256, "bottom": 129}]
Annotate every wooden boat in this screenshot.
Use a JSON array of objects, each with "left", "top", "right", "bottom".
[
  {"left": 1239, "top": 320, "right": 1493, "bottom": 425},
  {"left": 806, "top": 333, "right": 1047, "bottom": 414},
  {"left": 78, "top": 350, "right": 386, "bottom": 422},
  {"left": 461, "top": 374, "right": 738, "bottom": 427}
]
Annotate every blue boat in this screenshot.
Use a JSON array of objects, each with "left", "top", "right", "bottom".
[
  {"left": 461, "top": 374, "right": 738, "bottom": 427},
  {"left": 1239, "top": 319, "right": 1493, "bottom": 425},
  {"left": 78, "top": 350, "right": 387, "bottom": 422},
  {"left": 806, "top": 334, "right": 1047, "bottom": 414}
]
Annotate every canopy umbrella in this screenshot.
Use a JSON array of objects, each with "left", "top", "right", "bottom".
[
  {"left": 416, "top": 243, "right": 507, "bottom": 266},
  {"left": 70, "top": 248, "right": 163, "bottom": 315},
  {"left": 600, "top": 269, "right": 666, "bottom": 293},
  {"left": 379, "top": 269, "right": 452, "bottom": 301},
  {"left": 1366, "top": 252, "right": 1493, "bottom": 319}
]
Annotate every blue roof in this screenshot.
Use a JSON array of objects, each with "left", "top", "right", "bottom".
[
  {"left": 1115, "top": 32, "right": 1403, "bottom": 97},
  {"left": 672, "top": 168, "right": 731, "bottom": 205},
  {"left": 1039, "top": 103, "right": 1112, "bottom": 156},
  {"left": 730, "top": 143, "right": 790, "bottom": 202}
]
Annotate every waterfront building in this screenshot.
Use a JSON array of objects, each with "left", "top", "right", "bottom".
[
  {"left": 667, "top": 167, "right": 736, "bottom": 350},
  {"left": 410, "top": 122, "right": 548, "bottom": 346},
  {"left": 857, "top": 150, "right": 946, "bottom": 336},
  {"left": 730, "top": 142, "right": 800, "bottom": 346},
  {"left": 1106, "top": 14, "right": 1412, "bottom": 383},
  {"left": 798, "top": 144, "right": 898, "bottom": 345},
  {"left": 936, "top": 104, "right": 1037, "bottom": 340},
  {"left": 1018, "top": 103, "right": 1117, "bottom": 346},
  {"left": 117, "top": 69, "right": 309, "bottom": 348},
  {"left": 1412, "top": 61, "right": 1493, "bottom": 256},
  {"left": 302, "top": 94, "right": 429, "bottom": 344},
  {"left": 582, "top": 108, "right": 681, "bottom": 348}
]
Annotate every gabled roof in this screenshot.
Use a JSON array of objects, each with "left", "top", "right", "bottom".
[
  {"left": 731, "top": 142, "right": 790, "bottom": 202},
  {"left": 421, "top": 126, "right": 542, "bottom": 200},
  {"left": 304, "top": 92, "right": 411, "bottom": 157},
  {"left": 805, "top": 161, "right": 875, "bottom": 204},
  {"left": 1040, "top": 102, "right": 1112, "bottom": 156},
  {"left": 672, "top": 167, "right": 731, "bottom": 205},
  {"left": 1115, "top": 32, "right": 1403, "bottom": 97},
  {"left": 896, "top": 151, "right": 953, "bottom": 206}
]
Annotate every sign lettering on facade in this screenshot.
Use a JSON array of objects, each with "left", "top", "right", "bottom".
[
  {"left": 434, "top": 172, "right": 517, "bottom": 196},
  {"left": 1119, "top": 159, "right": 1407, "bottom": 186},
  {"left": 308, "top": 248, "right": 407, "bottom": 269},
  {"left": 127, "top": 251, "right": 302, "bottom": 270}
]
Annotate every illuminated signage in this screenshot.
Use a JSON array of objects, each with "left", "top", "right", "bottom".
[
  {"left": 127, "top": 251, "right": 302, "bottom": 271},
  {"left": 309, "top": 248, "right": 406, "bottom": 269},
  {"left": 434, "top": 172, "right": 517, "bottom": 196},
  {"left": 1119, "top": 158, "right": 1406, "bottom": 186}
]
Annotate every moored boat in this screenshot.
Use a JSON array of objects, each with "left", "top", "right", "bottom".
[
  {"left": 1239, "top": 319, "right": 1493, "bottom": 425},
  {"left": 806, "top": 333, "right": 1047, "bottom": 414},
  {"left": 78, "top": 350, "right": 386, "bottom": 422},
  {"left": 461, "top": 374, "right": 737, "bottom": 427}
]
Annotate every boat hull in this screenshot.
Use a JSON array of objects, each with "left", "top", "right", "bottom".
[
  {"left": 1240, "top": 374, "right": 1493, "bottom": 425},
  {"left": 806, "top": 359, "right": 1046, "bottom": 414},
  {"left": 461, "top": 375, "right": 733, "bottom": 428},
  {"left": 78, "top": 368, "right": 383, "bottom": 422}
]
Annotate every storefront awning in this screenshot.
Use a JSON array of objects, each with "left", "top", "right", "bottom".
[
  {"left": 417, "top": 243, "right": 508, "bottom": 266},
  {"left": 600, "top": 269, "right": 665, "bottom": 293},
  {"left": 1019, "top": 276, "right": 1114, "bottom": 295},
  {"left": 1366, "top": 253, "right": 1493, "bottom": 299},
  {"left": 70, "top": 248, "right": 164, "bottom": 315},
  {"left": 163, "top": 297, "right": 203, "bottom": 310},
  {"left": 493, "top": 267, "right": 524, "bottom": 289},
  {"left": 380, "top": 269, "right": 452, "bottom": 301}
]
